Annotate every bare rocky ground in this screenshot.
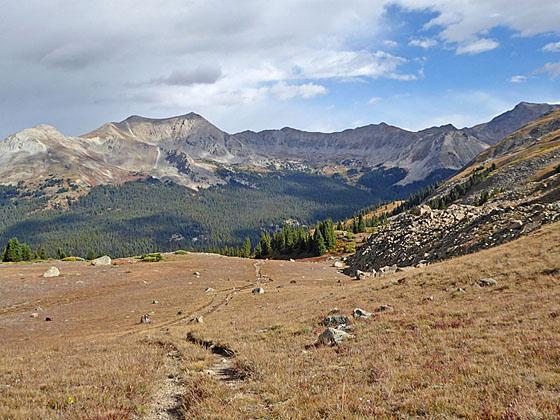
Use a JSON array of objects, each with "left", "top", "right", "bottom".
[{"left": 1, "top": 222, "right": 560, "bottom": 418}]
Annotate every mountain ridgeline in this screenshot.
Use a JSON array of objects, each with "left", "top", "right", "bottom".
[{"left": 0, "top": 102, "right": 558, "bottom": 258}]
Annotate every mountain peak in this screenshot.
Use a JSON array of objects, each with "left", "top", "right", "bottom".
[{"left": 120, "top": 112, "right": 204, "bottom": 125}]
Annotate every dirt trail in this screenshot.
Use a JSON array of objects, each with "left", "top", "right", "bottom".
[{"left": 139, "top": 261, "right": 267, "bottom": 418}]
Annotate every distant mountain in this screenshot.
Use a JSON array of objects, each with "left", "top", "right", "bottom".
[
  {"left": 348, "top": 108, "right": 560, "bottom": 274},
  {"left": 0, "top": 102, "right": 557, "bottom": 202},
  {"left": 464, "top": 102, "right": 559, "bottom": 145},
  {"left": 1, "top": 101, "right": 558, "bottom": 256}
]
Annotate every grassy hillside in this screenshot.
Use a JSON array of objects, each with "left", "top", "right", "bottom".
[{"left": 1, "top": 222, "right": 559, "bottom": 418}]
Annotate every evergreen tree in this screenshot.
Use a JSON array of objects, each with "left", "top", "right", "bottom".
[
  {"left": 242, "top": 237, "right": 252, "bottom": 258},
  {"left": 312, "top": 229, "right": 327, "bottom": 256},
  {"left": 357, "top": 214, "right": 366, "bottom": 233},
  {"left": 2, "top": 238, "right": 22, "bottom": 262},
  {"left": 21, "top": 243, "right": 33, "bottom": 261},
  {"left": 56, "top": 248, "right": 67, "bottom": 260},
  {"left": 36, "top": 246, "right": 47, "bottom": 260}
]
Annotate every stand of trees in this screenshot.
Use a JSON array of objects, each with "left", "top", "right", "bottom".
[
  {"left": 1, "top": 237, "right": 43, "bottom": 262},
  {"left": 253, "top": 219, "right": 336, "bottom": 259}
]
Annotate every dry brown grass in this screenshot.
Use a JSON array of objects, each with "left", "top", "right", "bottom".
[{"left": 1, "top": 224, "right": 560, "bottom": 418}]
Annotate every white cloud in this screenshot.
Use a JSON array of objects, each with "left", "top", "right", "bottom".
[
  {"left": 456, "top": 38, "right": 499, "bottom": 55},
  {"left": 509, "top": 75, "right": 527, "bottom": 83},
  {"left": 537, "top": 62, "right": 560, "bottom": 79},
  {"left": 367, "top": 96, "right": 382, "bottom": 105},
  {"left": 268, "top": 82, "right": 327, "bottom": 100},
  {"left": 383, "top": 40, "right": 398, "bottom": 48},
  {"left": 408, "top": 38, "right": 438, "bottom": 49},
  {"left": 543, "top": 42, "right": 560, "bottom": 53}
]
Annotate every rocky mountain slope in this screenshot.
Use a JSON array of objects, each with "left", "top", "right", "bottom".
[
  {"left": 348, "top": 109, "right": 560, "bottom": 274},
  {"left": 1, "top": 102, "right": 557, "bottom": 202}
]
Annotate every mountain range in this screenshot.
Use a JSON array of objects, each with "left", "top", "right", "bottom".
[
  {"left": 1, "top": 102, "right": 557, "bottom": 203},
  {"left": 0, "top": 101, "right": 558, "bottom": 257}
]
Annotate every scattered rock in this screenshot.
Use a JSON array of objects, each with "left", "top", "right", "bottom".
[
  {"left": 252, "top": 287, "right": 265, "bottom": 294},
  {"left": 140, "top": 314, "right": 151, "bottom": 324},
  {"left": 333, "top": 261, "right": 344, "bottom": 268},
  {"left": 353, "top": 308, "right": 372, "bottom": 319},
  {"left": 479, "top": 278, "right": 497, "bottom": 287},
  {"left": 196, "top": 316, "right": 204, "bottom": 323},
  {"left": 194, "top": 271, "right": 201, "bottom": 276},
  {"left": 30, "top": 312, "right": 39, "bottom": 318},
  {"left": 376, "top": 304, "right": 394, "bottom": 313},
  {"left": 205, "top": 287, "right": 215, "bottom": 293},
  {"left": 355, "top": 270, "right": 369, "bottom": 280},
  {"left": 152, "top": 300, "right": 160, "bottom": 304},
  {"left": 289, "top": 259, "right": 295, "bottom": 262},
  {"left": 290, "top": 280, "right": 297, "bottom": 284},
  {"left": 43, "top": 267, "right": 60, "bottom": 278},
  {"left": 322, "top": 315, "right": 350, "bottom": 327},
  {"left": 45, "top": 317, "right": 52, "bottom": 322},
  {"left": 91, "top": 256, "right": 112, "bottom": 266},
  {"left": 316, "top": 328, "right": 353, "bottom": 346}
]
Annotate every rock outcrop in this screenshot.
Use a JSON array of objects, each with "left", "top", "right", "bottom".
[{"left": 347, "top": 109, "right": 560, "bottom": 274}]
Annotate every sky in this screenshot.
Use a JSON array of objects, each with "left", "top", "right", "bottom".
[{"left": 0, "top": 0, "right": 559, "bottom": 139}]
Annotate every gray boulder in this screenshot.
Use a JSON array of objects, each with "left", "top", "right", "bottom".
[
  {"left": 479, "top": 278, "right": 497, "bottom": 287},
  {"left": 353, "top": 308, "right": 372, "bottom": 319},
  {"left": 317, "top": 328, "right": 353, "bottom": 346},
  {"left": 322, "top": 315, "right": 350, "bottom": 327}
]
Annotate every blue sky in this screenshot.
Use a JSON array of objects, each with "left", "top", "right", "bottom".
[{"left": 0, "top": 1, "right": 559, "bottom": 138}]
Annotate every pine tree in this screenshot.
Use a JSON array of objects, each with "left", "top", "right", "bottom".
[
  {"left": 56, "top": 248, "right": 67, "bottom": 260},
  {"left": 242, "top": 237, "right": 251, "bottom": 258},
  {"left": 2, "top": 238, "right": 22, "bottom": 262},
  {"left": 357, "top": 214, "right": 366, "bottom": 233},
  {"left": 36, "top": 246, "right": 47, "bottom": 260},
  {"left": 312, "top": 229, "right": 327, "bottom": 256},
  {"left": 21, "top": 243, "right": 33, "bottom": 261}
]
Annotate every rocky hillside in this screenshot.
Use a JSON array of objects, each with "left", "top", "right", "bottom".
[
  {"left": 0, "top": 102, "right": 557, "bottom": 201},
  {"left": 347, "top": 109, "right": 560, "bottom": 274}
]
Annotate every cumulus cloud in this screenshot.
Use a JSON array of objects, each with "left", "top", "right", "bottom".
[
  {"left": 408, "top": 38, "right": 438, "bottom": 49},
  {"left": 543, "top": 42, "right": 560, "bottom": 53},
  {"left": 537, "top": 63, "right": 560, "bottom": 79},
  {"left": 0, "top": 0, "right": 559, "bottom": 137},
  {"left": 456, "top": 38, "right": 499, "bottom": 55},
  {"left": 367, "top": 97, "right": 382, "bottom": 105},
  {"left": 269, "top": 82, "right": 327, "bottom": 100},
  {"left": 509, "top": 75, "right": 527, "bottom": 83}
]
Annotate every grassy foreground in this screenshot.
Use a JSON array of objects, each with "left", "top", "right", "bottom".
[{"left": 1, "top": 222, "right": 559, "bottom": 418}]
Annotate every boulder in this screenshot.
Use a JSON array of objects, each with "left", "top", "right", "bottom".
[
  {"left": 355, "top": 270, "right": 371, "bottom": 280},
  {"left": 333, "top": 261, "right": 344, "bottom": 268},
  {"left": 353, "top": 308, "right": 372, "bottom": 319},
  {"left": 322, "top": 315, "right": 350, "bottom": 327},
  {"left": 252, "top": 287, "right": 265, "bottom": 294},
  {"left": 91, "top": 256, "right": 112, "bottom": 266},
  {"left": 317, "top": 328, "right": 353, "bottom": 346},
  {"left": 152, "top": 300, "right": 160, "bottom": 304},
  {"left": 43, "top": 267, "right": 60, "bottom": 278},
  {"left": 479, "top": 278, "right": 497, "bottom": 287},
  {"left": 140, "top": 314, "right": 151, "bottom": 324},
  {"left": 205, "top": 287, "right": 215, "bottom": 293}
]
